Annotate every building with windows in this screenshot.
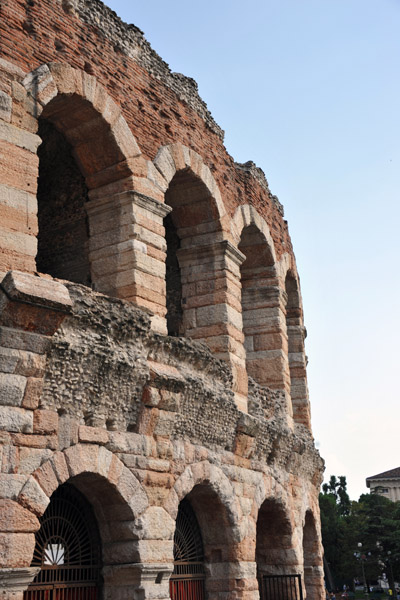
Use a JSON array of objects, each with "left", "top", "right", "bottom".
[
  {"left": 0, "top": 1, "right": 325, "bottom": 600},
  {"left": 366, "top": 468, "right": 400, "bottom": 502}
]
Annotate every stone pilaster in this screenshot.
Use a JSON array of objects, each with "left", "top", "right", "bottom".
[
  {"left": 86, "top": 191, "right": 171, "bottom": 334},
  {"left": 177, "top": 240, "right": 247, "bottom": 410}
]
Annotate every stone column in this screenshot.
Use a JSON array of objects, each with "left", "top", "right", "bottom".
[
  {"left": 0, "top": 567, "right": 40, "bottom": 600},
  {"left": 177, "top": 240, "right": 247, "bottom": 411},
  {"left": 86, "top": 191, "right": 172, "bottom": 334}
]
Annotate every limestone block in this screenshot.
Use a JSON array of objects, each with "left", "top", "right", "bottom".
[
  {"left": 102, "top": 540, "right": 140, "bottom": 565},
  {"left": 0, "top": 533, "right": 35, "bottom": 567},
  {"left": 135, "top": 540, "right": 174, "bottom": 563},
  {"left": 0, "top": 91, "right": 12, "bottom": 123},
  {"left": 64, "top": 444, "right": 99, "bottom": 477},
  {"left": 118, "top": 466, "right": 149, "bottom": 516},
  {"left": 22, "top": 65, "right": 57, "bottom": 108},
  {"left": 21, "top": 377, "right": 43, "bottom": 410},
  {"left": 0, "top": 474, "right": 27, "bottom": 500},
  {"left": 153, "top": 145, "right": 176, "bottom": 184},
  {"left": 79, "top": 425, "right": 109, "bottom": 444},
  {"left": 135, "top": 507, "right": 175, "bottom": 540},
  {"left": 33, "top": 461, "right": 58, "bottom": 497},
  {"left": 0, "top": 121, "right": 40, "bottom": 153},
  {"left": 50, "top": 451, "right": 69, "bottom": 484},
  {"left": 196, "top": 304, "right": 242, "bottom": 331},
  {"left": 0, "top": 228, "right": 36, "bottom": 258},
  {"left": 18, "top": 477, "right": 49, "bottom": 516},
  {"left": 0, "top": 326, "right": 50, "bottom": 354},
  {"left": 0, "top": 499, "right": 39, "bottom": 533},
  {"left": 0, "top": 407, "right": 32, "bottom": 433},
  {"left": 0, "top": 373, "right": 26, "bottom": 406},
  {"left": 58, "top": 415, "right": 79, "bottom": 450},
  {"left": 0, "top": 271, "right": 72, "bottom": 335},
  {"left": 33, "top": 410, "right": 58, "bottom": 435},
  {"left": 0, "top": 348, "right": 46, "bottom": 378},
  {"left": 17, "top": 448, "right": 52, "bottom": 475},
  {"left": 153, "top": 411, "right": 176, "bottom": 436}
]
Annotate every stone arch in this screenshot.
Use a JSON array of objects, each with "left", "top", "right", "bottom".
[
  {"left": 154, "top": 144, "right": 247, "bottom": 408},
  {"left": 283, "top": 267, "right": 311, "bottom": 429},
  {"left": 20, "top": 62, "right": 169, "bottom": 313},
  {"left": 153, "top": 143, "right": 227, "bottom": 229},
  {"left": 15, "top": 444, "right": 149, "bottom": 599},
  {"left": 165, "top": 462, "right": 247, "bottom": 600},
  {"left": 232, "top": 205, "right": 290, "bottom": 399},
  {"left": 231, "top": 204, "right": 277, "bottom": 265},
  {"left": 302, "top": 509, "right": 324, "bottom": 600},
  {"left": 22, "top": 63, "right": 142, "bottom": 181},
  {"left": 256, "top": 494, "right": 297, "bottom": 580}
]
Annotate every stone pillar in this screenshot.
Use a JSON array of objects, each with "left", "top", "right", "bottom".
[
  {"left": 86, "top": 191, "right": 171, "bottom": 334},
  {"left": 243, "top": 284, "right": 291, "bottom": 401},
  {"left": 0, "top": 112, "right": 41, "bottom": 277},
  {"left": 287, "top": 322, "right": 311, "bottom": 429},
  {"left": 0, "top": 271, "right": 72, "bottom": 585},
  {"left": 102, "top": 563, "right": 173, "bottom": 600},
  {"left": 0, "top": 567, "right": 40, "bottom": 600},
  {"left": 177, "top": 240, "right": 247, "bottom": 411}
]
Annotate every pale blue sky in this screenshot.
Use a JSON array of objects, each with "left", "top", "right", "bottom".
[{"left": 105, "top": 0, "right": 400, "bottom": 500}]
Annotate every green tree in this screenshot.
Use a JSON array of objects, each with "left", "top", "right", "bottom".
[{"left": 320, "top": 477, "right": 400, "bottom": 591}]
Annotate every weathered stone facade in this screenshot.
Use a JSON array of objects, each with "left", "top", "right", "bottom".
[{"left": 0, "top": 1, "right": 324, "bottom": 600}]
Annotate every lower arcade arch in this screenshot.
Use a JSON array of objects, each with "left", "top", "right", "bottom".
[
  {"left": 24, "top": 469, "right": 142, "bottom": 600},
  {"left": 302, "top": 511, "right": 323, "bottom": 600},
  {"left": 170, "top": 498, "right": 205, "bottom": 600},
  {"left": 256, "top": 499, "right": 295, "bottom": 578},
  {"left": 170, "top": 483, "right": 239, "bottom": 600},
  {"left": 25, "top": 483, "right": 102, "bottom": 600}
]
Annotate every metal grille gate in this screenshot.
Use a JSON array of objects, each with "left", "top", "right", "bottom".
[
  {"left": 169, "top": 499, "right": 205, "bottom": 600},
  {"left": 24, "top": 484, "right": 102, "bottom": 600},
  {"left": 260, "top": 575, "right": 303, "bottom": 600}
]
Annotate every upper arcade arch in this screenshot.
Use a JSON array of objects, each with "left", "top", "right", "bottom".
[
  {"left": 232, "top": 205, "right": 291, "bottom": 397},
  {"left": 154, "top": 144, "right": 249, "bottom": 408},
  {"left": 22, "top": 62, "right": 142, "bottom": 182}
]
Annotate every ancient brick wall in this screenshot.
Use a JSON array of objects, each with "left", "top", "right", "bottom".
[{"left": 0, "top": 1, "right": 325, "bottom": 599}]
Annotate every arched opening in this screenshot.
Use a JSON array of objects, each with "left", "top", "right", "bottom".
[
  {"left": 303, "top": 511, "right": 322, "bottom": 600},
  {"left": 164, "top": 169, "right": 221, "bottom": 338},
  {"left": 34, "top": 89, "right": 135, "bottom": 292},
  {"left": 256, "top": 499, "right": 297, "bottom": 599},
  {"left": 239, "top": 225, "right": 282, "bottom": 389},
  {"left": 36, "top": 119, "right": 91, "bottom": 285},
  {"left": 285, "top": 272, "right": 310, "bottom": 427},
  {"left": 25, "top": 482, "right": 102, "bottom": 600},
  {"left": 171, "top": 484, "right": 237, "bottom": 600},
  {"left": 170, "top": 498, "right": 205, "bottom": 600}
]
